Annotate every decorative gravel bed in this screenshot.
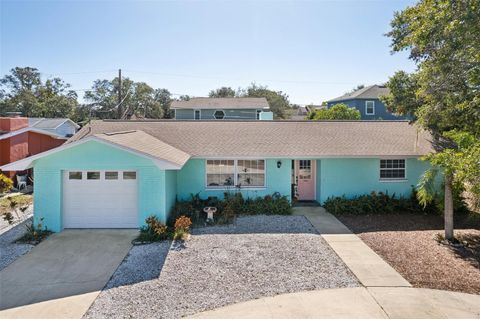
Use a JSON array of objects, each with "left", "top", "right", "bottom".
[
  {"left": 0, "top": 216, "right": 34, "bottom": 271},
  {"left": 336, "top": 213, "right": 480, "bottom": 294},
  {"left": 85, "top": 215, "right": 359, "bottom": 319}
]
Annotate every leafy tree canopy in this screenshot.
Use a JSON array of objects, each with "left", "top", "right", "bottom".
[
  {"left": 239, "top": 83, "right": 291, "bottom": 119},
  {"left": 308, "top": 103, "right": 361, "bottom": 120},
  {"left": 84, "top": 77, "right": 171, "bottom": 120},
  {"left": 208, "top": 87, "right": 236, "bottom": 98},
  {"left": 0, "top": 67, "right": 78, "bottom": 118},
  {"left": 382, "top": 0, "right": 480, "bottom": 237}
]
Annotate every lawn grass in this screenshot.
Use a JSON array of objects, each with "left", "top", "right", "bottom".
[{"left": 0, "top": 194, "right": 33, "bottom": 214}]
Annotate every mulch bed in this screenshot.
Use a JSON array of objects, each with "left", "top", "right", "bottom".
[{"left": 336, "top": 213, "right": 480, "bottom": 295}]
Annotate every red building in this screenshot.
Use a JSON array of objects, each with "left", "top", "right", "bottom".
[{"left": 0, "top": 117, "right": 79, "bottom": 179}]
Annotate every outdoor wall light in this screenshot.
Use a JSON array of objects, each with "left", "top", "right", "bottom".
[{"left": 277, "top": 160, "right": 282, "bottom": 168}]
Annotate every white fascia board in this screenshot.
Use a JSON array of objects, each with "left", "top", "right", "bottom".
[
  {"left": 0, "top": 136, "right": 185, "bottom": 171},
  {"left": 193, "top": 155, "right": 423, "bottom": 160},
  {"left": 53, "top": 119, "right": 80, "bottom": 129},
  {"left": 0, "top": 127, "right": 67, "bottom": 140}
]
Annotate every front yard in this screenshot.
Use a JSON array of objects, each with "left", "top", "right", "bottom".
[
  {"left": 335, "top": 213, "right": 480, "bottom": 294},
  {"left": 0, "top": 194, "right": 34, "bottom": 271},
  {"left": 84, "top": 215, "right": 360, "bottom": 319}
]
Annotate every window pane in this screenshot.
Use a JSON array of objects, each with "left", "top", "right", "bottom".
[
  {"left": 380, "top": 159, "right": 405, "bottom": 179},
  {"left": 87, "top": 172, "right": 100, "bottom": 180},
  {"left": 206, "top": 160, "right": 234, "bottom": 187},
  {"left": 123, "top": 171, "right": 136, "bottom": 180},
  {"left": 105, "top": 171, "right": 118, "bottom": 180},
  {"left": 238, "top": 173, "right": 265, "bottom": 187},
  {"left": 69, "top": 172, "right": 82, "bottom": 180},
  {"left": 237, "top": 160, "right": 265, "bottom": 187}
]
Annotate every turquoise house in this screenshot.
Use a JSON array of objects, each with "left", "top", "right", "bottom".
[{"left": 1, "top": 120, "right": 434, "bottom": 232}]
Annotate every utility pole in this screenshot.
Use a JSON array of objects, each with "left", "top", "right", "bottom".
[{"left": 117, "top": 69, "right": 122, "bottom": 119}]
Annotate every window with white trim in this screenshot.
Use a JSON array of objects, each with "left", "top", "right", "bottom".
[
  {"left": 365, "top": 101, "right": 375, "bottom": 115},
  {"left": 206, "top": 160, "right": 235, "bottom": 187},
  {"left": 206, "top": 159, "right": 265, "bottom": 188},
  {"left": 237, "top": 160, "right": 265, "bottom": 187},
  {"left": 380, "top": 159, "right": 406, "bottom": 179}
]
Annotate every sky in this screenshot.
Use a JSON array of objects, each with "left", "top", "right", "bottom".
[{"left": 1, "top": 0, "right": 417, "bottom": 105}]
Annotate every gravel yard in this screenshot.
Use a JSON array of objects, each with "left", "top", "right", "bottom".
[
  {"left": 336, "top": 213, "right": 480, "bottom": 294},
  {"left": 0, "top": 216, "right": 34, "bottom": 271},
  {"left": 85, "top": 215, "right": 359, "bottom": 319}
]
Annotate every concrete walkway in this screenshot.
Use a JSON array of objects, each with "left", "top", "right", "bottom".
[
  {"left": 187, "top": 206, "right": 480, "bottom": 319},
  {"left": 0, "top": 229, "right": 137, "bottom": 319},
  {"left": 187, "top": 287, "right": 480, "bottom": 319}
]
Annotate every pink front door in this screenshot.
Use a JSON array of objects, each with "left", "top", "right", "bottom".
[{"left": 295, "top": 160, "right": 316, "bottom": 200}]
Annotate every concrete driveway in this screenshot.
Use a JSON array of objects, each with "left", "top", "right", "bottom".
[{"left": 0, "top": 229, "right": 137, "bottom": 318}]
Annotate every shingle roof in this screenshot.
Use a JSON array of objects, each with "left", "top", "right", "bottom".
[
  {"left": 69, "top": 120, "right": 434, "bottom": 158},
  {"left": 171, "top": 97, "right": 270, "bottom": 109},
  {"left": 327, "top": 85, "right": 390, "bottom": 103},
  {"left": 94, "top": 130, "right": 190, "bottom": 167}
]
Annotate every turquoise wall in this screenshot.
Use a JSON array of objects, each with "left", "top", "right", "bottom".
[
  {"left": 176, "top": 159, "right": 292, "bottom": 201},
  {"left": 165, "top": 170, "right": 177, "bottom": 215},
  {"left": 316, "top": 158, "right": 431, "bottom": 203},
  {"left": 33, "top": 140, "right": 169, "bottom": 232},
  {"left": 32, "top": 138, "right": 431, "bottom": 233}
]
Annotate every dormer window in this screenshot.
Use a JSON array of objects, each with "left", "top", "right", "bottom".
[
  {"left": 214, "top": 110, "right": 225, "bottom": 120},
  {"left": 365, "top": 101, "right": 375, "bottom": 115}
]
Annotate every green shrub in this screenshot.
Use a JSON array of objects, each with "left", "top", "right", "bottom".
[
  {"left": 137, "top": 215, "right": 170, "bottom": 243},
  {"left": 168, "top": 192, "right": 292, "bottom": 226},
  {"left": 0, "top": 174, "right": 13, "bottom": 193},
  {"left": 18, "top": 217, "right": 52, "bottom": 244},
  {"left": 174, "top": 215, "right": 192, "bottom": 240},
  {"left": 324, "top": 190, "right": 438, "bottom": 215}
]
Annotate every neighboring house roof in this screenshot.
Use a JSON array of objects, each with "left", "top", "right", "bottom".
[
  {"left": 171, "top": 97, "right": 270, "bottom": 110},
  {"left": 327, "top": 85, "right": 390, "bottom": 103},
  {"left": 0, "top": 127, "right": 69, "bottom": 141},
  {"left": 29, "top": 118, "right": 80, "bottom": 130},
  {"left": 94, "top": 130, "right": 190, "bottom": 167},
  {"left": 69, "top": 120, "right": 433, "bottom": 157}
]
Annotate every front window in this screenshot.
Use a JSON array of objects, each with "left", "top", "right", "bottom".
[
  {"left": 237, "top": 160, "right": 265, "bottom": 187},
  {"left": 194, "top": 110, "right": 200, "bottom": 120},
  {"left": 206, "top": 160, "right": 234, "bottom": 187},
  {"left": 365, "top": 101, "right": 375, "bottom": 115},
  {"left": 380, "top": 159, "right": 406, "bottom": 179},
  {"left": 206, "top": 159, "right": 265, "bottom": 188}
]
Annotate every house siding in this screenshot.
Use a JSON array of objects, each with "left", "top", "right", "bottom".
[
  {"left": 176, "top": 158, "right": 292, "bottom": 201},
  {"left": 33, "top": 140, "right": 168, "bottom": 231},
  {"left": 327, "top": 99, "right": 406, "bottom": 120},
  {"left": 316, "top": 158, "right": 431, "bottom": 203},
  {"left": 174, "top": 108, "right": 259, "bottom": 120}
]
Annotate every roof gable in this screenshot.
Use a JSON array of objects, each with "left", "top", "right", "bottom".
[{"left": 327, "top": 85, "right": 390, "bottom": 103}]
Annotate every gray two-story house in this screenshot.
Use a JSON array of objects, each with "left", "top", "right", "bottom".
[
  {"left": 171, "top": 97, "right": 273, "bottom": 120},
  {"left": 326, "top": 85, "right": 406, "bottom": 120}
]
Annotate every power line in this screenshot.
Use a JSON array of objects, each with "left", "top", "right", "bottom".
[{"left": 123, "top": 69, "right": 358, "bottom": 85}]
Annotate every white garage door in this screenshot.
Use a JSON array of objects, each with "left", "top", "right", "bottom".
[{"left": 63, "top": 170, "right": 138, "bottom": 228}]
